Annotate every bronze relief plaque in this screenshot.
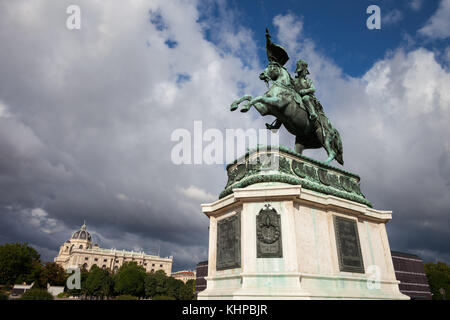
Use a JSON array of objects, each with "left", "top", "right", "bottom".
[
  {"left": 257, "top": 204, "right": 283, "bottom": 258},
  {"left": 216, "top": 213, "right": 241, "bottom": 270},
  {"left": 333, "top": 215, "right": 365, "bottom": 273}
]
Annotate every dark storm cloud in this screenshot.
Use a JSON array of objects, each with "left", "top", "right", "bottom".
[{"left": 0, "top": 0, "right": 267, "bottom": 270}]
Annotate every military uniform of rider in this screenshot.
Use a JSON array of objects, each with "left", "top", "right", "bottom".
[{"left": 293, "top": 60, "right": 319, "bottom": 122}]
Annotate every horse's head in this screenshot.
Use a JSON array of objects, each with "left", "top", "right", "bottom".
[{"left": 259, "top": 62, "right": 291, "bottom": 86}]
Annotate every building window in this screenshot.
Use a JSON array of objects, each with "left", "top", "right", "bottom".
[
  {"left": 79, "top": 245, "right": 83, "bottom": 249},
  {"left": 151, "top": 269, "right": 154, "bottom": 273},
  {"left": 94, "top": 258, "right": 98, "bottom": 262},
  {"left": 152, "top": 264, "right": 155, "bottom": 266},
  {"left": 85, "top": 257, "right": 89, "bottom": 260},
  {"left": 160, "top": 264, "right": 163, "bottom": 267},
  {"left": 103, "top": 259, "right": 107, "bottom": 262},
  {"left": 144, "top": 263, "right": 147, "bottom": 266}
]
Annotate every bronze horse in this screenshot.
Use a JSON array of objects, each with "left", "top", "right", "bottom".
[{"left": 230, "top": 61, "right": 343, "bottom": 165}]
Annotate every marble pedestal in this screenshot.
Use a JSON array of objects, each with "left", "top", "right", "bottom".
[{"left": 198, "top": 148, "right": 408, "bottom": 300}]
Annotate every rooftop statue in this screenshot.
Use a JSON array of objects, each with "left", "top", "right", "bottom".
[{"left": 230, "top": 29, "right": 344, "bottom": 165}]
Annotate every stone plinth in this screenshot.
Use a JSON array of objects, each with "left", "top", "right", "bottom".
[{"left": 198, "top": 149, "right": 408, "bottom": 300}]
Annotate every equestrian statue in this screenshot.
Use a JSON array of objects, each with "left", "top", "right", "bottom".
[{"left": 230, "top": 29, "right": 344, "bottom": 165}]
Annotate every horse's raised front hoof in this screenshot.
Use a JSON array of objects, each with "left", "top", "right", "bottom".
[
  {"left": 240, "top": 105, "right": 250, "bottom": 113},
  {"left": 230, "top": 103, "right": 238, "bottom": 111}
]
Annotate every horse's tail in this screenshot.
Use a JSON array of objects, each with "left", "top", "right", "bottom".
[{"left": 331, "top": 128, "right": 344, "bottom": 165}]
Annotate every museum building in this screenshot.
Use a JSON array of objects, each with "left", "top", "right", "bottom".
[{"left": 54, "top": 223, "right": 173, "bottom": 274}]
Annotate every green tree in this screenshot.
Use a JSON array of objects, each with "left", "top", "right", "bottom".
[
  {"left": 66, "top": 265, "right": 89, "bottom": 297},
  {"left": 0, "top": 243, "right": 41, "bottom": 286},
  {"left": 144, "top": 270, "right": 170, "bottom": 299},
  {"left": 425, "top": 261, "right": 450, "bottom": 300},
  {"left": 154, "top": 270, "right": 168, "bottom": 297},
  {"left": 113, "top": 262, "right": 146, "bottom": 298},
  {"left": 181, "top": 279, "right": 196, "bottom": 300},
  {"left": 39, "top": 262, "right": 66, "bottom": 287},
  {"left": 84, "top": 265, "right": 113, "bottom": 299},
  {"left": 20, "top": 288, "right": 54, "bottom": 300},
  {"left": 144, "top": 272, "right": 157, "bottom": 298},
  {"left": 166, "top": 276, "right": 184, "bottom": 299},
  {"left": 15, "top": 260, "right": 42, "bottom": 286},
  {"left": 145, "top": 271, "right": 195, "bottom": 300},
  {"left": 0, "top": 292, "right": 7, "bottom": 300}
]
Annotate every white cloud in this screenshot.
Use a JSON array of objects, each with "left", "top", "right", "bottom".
[
  {"left": 177, "top": 185, "right": 216, "bottom": 202},
  {"left": 0, "top": 0, "right": 267, "bottom": 268},
  {"left": 21, "top": 207, "right": 65, "bottom": 234},
  {"left": 31, "top": 208, "right": 48, "bottom": 218},
  {"left": 410, "top": 0, "right": 423, "bottom": 11},
  {"left": 0, "top": 101, "right": 9, "bottom": 118},
  {"left": 116, "top": 193, "right": 129, "bottom": 201},
  {"left": 445, "top": 46, "right": 450, "bottom": 63},
  {"left": 272, "top": 14, "right": 450, "bottom": 258},
  {"left": 419, "top": 0, "right": 450, "bottom": 39},
  {"left": 383, "top": 9, "right": 403, "bottom": 26}
]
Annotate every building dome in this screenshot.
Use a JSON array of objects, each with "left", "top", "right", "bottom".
[{"left": 71, "top": 222, "right": 92, "bottom": 242}]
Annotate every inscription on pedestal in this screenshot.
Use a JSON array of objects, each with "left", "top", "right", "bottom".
[
  {"left": 216, "top": 213, "right": 241, "bottom": 270},
  {"left": 333, "top": 215, "right": 365, "bottom": 273},
  {"left": 257, "top": 204, "right": 283, "bottom": 258}
]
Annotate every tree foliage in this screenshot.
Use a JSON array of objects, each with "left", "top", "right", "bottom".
[
  {"left": 0, "top": 243, "right": 41, "bottom": 285},
  {"left": 83, "top": 265, "right": 113, "bottom": 299},
  {"left": 144, "top": 272, "right": 157, "bottom": 298},
  {"left": 20, "top": 288, "right": 54, "bottom": 300},
  {"left": 166, "top": 276, "right": 184, "bottom": 299},
  {"left": 113, "top": 262, "right": 146, "bottom": 297},
  {"left": 144, "top": 270, "right": 195, "bottom": 300},
  {"left": 182, "top": 279, "right": 196, "bottom": 300},
  {"left": 425, "top": 261, "right": 450, "bottom": 300},
  {"left": 66, "top": 265, "right": 89, "bottom": 297},
  {"left": 39, "top": 262, "right": 66, "bottom": 287},
  {"left": 0, "top": 242, "right": 197, "bottom": 300}
]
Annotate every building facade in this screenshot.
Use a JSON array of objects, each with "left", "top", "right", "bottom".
[
  {"left": 54, "top": 223, "right": 173, "bottom": 275},
  {"left": 391, "top": 251, "right": 432, "bottom": 300},
  {"left": 171, "top": 270, "right": 196, "bottom": 283},
  {"left": 194, "top": 260, "right": 208, "bottom": 297}
]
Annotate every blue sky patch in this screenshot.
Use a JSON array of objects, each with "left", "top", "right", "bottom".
[
  {"left": 197, "top": 0, "right": 446, "bottom": 77},
  {"left": 149, "top": 9, "right": 167, "bottom": 31},
  {"left": 176, "top": 73, "right": 191, "bottom": 86},
  {"left": 165, "top": 39, "right": 178, "bottom": 48}
]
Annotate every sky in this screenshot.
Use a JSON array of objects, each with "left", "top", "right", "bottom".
[{"left": 0, "top": 0, "right": 449, "bottom": 272}]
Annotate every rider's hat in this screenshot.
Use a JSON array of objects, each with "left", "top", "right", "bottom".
[{"left": 295, "top": 59, "right": 310, "bottom": 75}]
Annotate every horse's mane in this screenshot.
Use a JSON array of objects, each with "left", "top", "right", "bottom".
[{"left": 270, "top": 62, "right": 296, "bottom": 87}]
